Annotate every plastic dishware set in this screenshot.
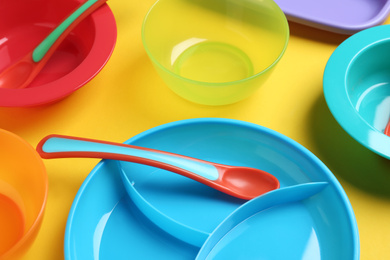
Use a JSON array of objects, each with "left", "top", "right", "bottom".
[{"left": 2, "top": 0, "right": 390, "bottom": 258}]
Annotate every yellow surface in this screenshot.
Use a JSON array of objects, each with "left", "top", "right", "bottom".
[{"left": 1, "top": 1, "right": 389, "bottom": 259}]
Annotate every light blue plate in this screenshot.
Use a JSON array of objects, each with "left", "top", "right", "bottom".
[
  {"left": 64, "top": 118, "right": 359, "bottom": 259},
  {"left": 324, "top": 24, "right": 390, "bottom": 159}
]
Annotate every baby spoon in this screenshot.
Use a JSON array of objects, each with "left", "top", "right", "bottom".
[
  {"left": 385, "top": 119, "right": 390, "bottom": 136},
  {"left": 37, "top": 134, "right": 280, "bottom": 200},
  {"left": 0, "top": 0, "right": 107, "bottom": 89}
]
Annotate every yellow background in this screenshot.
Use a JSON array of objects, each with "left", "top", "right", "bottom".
[{"left": 1, "top": 1, "right": 390, "bottom": 259}]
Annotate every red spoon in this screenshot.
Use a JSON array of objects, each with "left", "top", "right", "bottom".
[
  {"left": 0, "top": 0, "right": 107, "bottom": 89},
  {"left": 37, "top": 134, "right": 280, "bottom": 200},
  {"left": 385, "top": 119, "right": 390, "bottom": 136}
]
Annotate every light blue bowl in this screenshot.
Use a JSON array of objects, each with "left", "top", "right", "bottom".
[
  {"left": 64, "top": 118, "right": 359, "bottom": 259},
  {"left": 324, "top": 25, "right": 390, "bottom": 159}
]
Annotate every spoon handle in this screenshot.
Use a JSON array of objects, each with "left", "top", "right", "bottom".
[
  {"left": 37, "top": 134, "right": 220, "bottom": 180},
  {"left": 32, "top": 0, "right": 107, "bottom": 62}
]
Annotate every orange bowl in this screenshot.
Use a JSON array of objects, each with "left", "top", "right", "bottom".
[{"left": 0, "top": 129, "right": 48, "bottom": 259}]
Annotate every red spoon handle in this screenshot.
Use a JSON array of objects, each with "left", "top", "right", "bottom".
[{"left": 37, "top": 134, "right": 221, "bottom": 183}]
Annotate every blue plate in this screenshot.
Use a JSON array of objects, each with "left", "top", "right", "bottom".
[{"left": 64, "top": 118, "right": 359, "bottom": 259}]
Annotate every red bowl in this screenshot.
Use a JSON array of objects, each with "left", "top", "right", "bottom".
[{"left": 0, "top": 0, "right": 117, "bottom": 107}]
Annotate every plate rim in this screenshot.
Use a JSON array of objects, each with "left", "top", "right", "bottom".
[{"left": 275, "top": 0, "right": 390, "bottom": 34}]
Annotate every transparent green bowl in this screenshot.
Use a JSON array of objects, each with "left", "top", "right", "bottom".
[{"left": 142, "top": 0, "right": 289, "bottom": 106}]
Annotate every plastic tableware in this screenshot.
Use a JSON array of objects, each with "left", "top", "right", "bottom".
[
  {"left": 0, "top": 0, "right": 107, "bottom": 89},
  {"left": 196, "top": 182, "right": 328, "bottom": 259},
  {"left": 142, "top": 0, "right": 289, "bottom": 105},
  {"left": 122, "top": 177, "right": 327, "bottom": 249},
  {"left": 64, "top": 118, "right": 359, "bottom": 260},
  {"left": 385, "top": 120, "right": 390, "bottom": 136},
  {"left": 0, "top": 129, "right": 48, "bottom": 260},
  {"left": 122, "top": 179, "right": 326, "bottom": 249},
  {"left": 37, "top": 134, "right": 279, "bottom": 201},
  {"left": 324, "top": 25, "right": 390, "bottom": 159},
  {"left": 274, "top": 0, "right": 390, "bottom": 34},
  {"left": 0, "top": 0, "right": 116, "bottom": 106}
]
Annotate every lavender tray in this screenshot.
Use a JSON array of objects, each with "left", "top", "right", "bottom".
[{"left": 274, "top": 0, "right": 390, "bottom": 34}]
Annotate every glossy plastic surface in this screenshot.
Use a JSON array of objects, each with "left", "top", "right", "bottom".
[
  {"left": 0, "top": 129, "right": 48, "bottom": 260},
  {"left": 274, "top": 0, "right": 390, "bottom": 34},
  {"left": 37, "top": 135, "right": 279, "bottom": 200},
  {"left": 196, "top": 182, "right": 328, "bottom": 259},
  {"left": 32, "top": 0, "right": 102, "bottom": 62},
  {"left": 0, "top": 0, "right": 107, "bottom": 90},
  {"left": 64, "top": 118, "right": 359, "bottom": 259},
  {"left": 142, "top": 0, "right": 289, "bottom": 105},
  {"left": 385, "top": 119, "right": 390, "bottom": 136},
  {"left": 0, "top": 0, "right": 117, "bottom": 106},
  {"left": 324, "top": 25, "right": 390, "bottom": 159}
]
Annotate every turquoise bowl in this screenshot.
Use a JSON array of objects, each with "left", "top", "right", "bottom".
[{"left": 324, "top": 25, "right": 390, "bottom": 159}]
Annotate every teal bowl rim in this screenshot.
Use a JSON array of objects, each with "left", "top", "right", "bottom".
[
  {"left": 323, "top": 24, "right": 390, "bottom": 159},
  {"left": 64, "top": 117, "right": 359, "bottom": 259}
]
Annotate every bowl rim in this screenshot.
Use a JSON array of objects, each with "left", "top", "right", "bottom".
[
  {"left": 141, "top": 0, "right": 290, "bottom": 86},
  {"left": 0, "top": 128, "right": 48, "bottom": 258},
  {"left": 0, "top": 3, "right": 117, "bottom": 107},
  {"left": 323, "top": 24, "right": 390, "bottom": 159}
]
